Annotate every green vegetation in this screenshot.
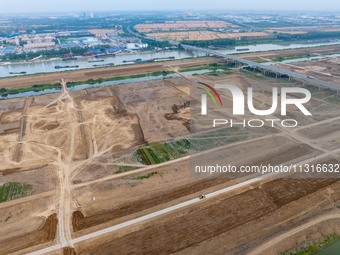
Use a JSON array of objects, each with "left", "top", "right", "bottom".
[
  {"left": 179, "top": 62, "right": 231, "bottom": 72},
  {"left": 115, "top": 165, "right": 138, "bottom": 174},
  {"left": 134, "top": 128, "right": 247, "bottom": 165},
  {"left": 134, "top": 139, "right": 190, "bottom": 165},
  {"left": 0, "top": 83, "right": 61, "bottom": 97},
  {"left": 182, "top": 38, "right": 236, "bottom": 48},
  {"left": 254, "top": 59, "right": 270, "bottom": 63},
  {"left": 273, "top": 54, "right": 318, "bottom": 62},
  {"left": 0, "top": 182, "right": 33, "bottom": 203},
  {"left": 0, "top": 70, "right": 174, "bottom": 98},
  {"left": 1, "top": 47, "right": 87, "bottom": 62},
  {"left": 134, "top": 172, "right": 160, "bottom": 180},
  {"left": 208, "top": 72, "right": 220, "bottom": 76},
  {"left": 282, "top": 234, "right": 339, "bottom": 255},
  {"left": 142, "top": 38, "right": 173, "bottom": 49},
  {"left": 67, "top": 70, "right": 174, "bottom": 87},
  {"left": 276, "top": 31, "right": 340, "bottom": 41}
]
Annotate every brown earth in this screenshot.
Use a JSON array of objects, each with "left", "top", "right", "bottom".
[
  {"left": 135, "top": 21, "right": 235, "bottom": 33},
  {"left": 239, "top": 44, "right": 340, "bottom": 62},
  {"left": 148, "top": 31, "right": 271, "bottom": 41},
  {"left": 0, "top": 61, "right": 340, "bottom": 254},
  {"left": 63, "top": 247, "right": 77, "bottom": 255},
  {"left": 275, "top": 57, "right": 340, "bottom": 85},
  {"left": 75, "top": 179, "right": 340, "bottom": 255},
  {"left": 71, "top": 135, "right": 317, "bottom": 233},
  {"left": 0, "top": 213, "right": 57, "bottom": 255}
]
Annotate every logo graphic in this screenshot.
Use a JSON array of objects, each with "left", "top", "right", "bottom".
[
  {"left": 197, "top": 82, "right": 223, "bottom": 115},
  {"left": 200, "top": 84, "right": 312, "bottom": 116},
  {"left": 198, "top": 83, "right": 312, "bottom": 128}
]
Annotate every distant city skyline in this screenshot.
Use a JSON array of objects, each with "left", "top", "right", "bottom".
[{"left": 1, "top": 0, "right": 340, "bottom": 13}]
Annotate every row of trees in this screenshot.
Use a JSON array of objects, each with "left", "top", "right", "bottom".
[
  {"left": 181, "top": 38, "right": 236, "bottom": 47},
  {"left": 276, "top": 31, "right": 340, "bottom": 41}
]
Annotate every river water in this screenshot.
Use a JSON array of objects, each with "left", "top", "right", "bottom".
[
  {"left": 1, "top": 40, "right": 340, "bottom": 78},
  {"left": 0, "top": 69, "right": 213, "bottom": 100},
  {"left": 316, "top": 239, "right": 340, "bottom": 255}
]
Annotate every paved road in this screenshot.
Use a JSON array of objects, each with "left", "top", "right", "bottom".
[{"left": 181, "top": 44, "right": 340, "bottom": 92}]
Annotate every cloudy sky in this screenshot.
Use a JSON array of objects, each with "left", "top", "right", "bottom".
[{"left": 0, "top": 0, "right": 339, "bottom": 13}]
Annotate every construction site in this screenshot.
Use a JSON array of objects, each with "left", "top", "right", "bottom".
[{"left": 0, "top": 44, "right": 340, "bottom": 255}]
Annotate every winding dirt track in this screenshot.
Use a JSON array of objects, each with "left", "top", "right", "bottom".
[{"left": 247, "top": 211, "right": 340, "bottom": 255}]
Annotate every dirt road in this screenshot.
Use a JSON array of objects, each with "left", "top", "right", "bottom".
[{"left": 247, "top": 211, "right": 340, "bottom": 255}]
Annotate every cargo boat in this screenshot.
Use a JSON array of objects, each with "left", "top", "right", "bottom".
[
  {"left": 92, "top": 63, "right": 115, "bottom": 67},
  {"left": 55, "top": 65, "right": 79, "bottom": 69},
  {"left": 63, "top": 57, "right": 78, "bottom": 61},
  {"left": 9, "top": 71, "right": 27, "bottom": 74},
  {"left": 89, "top": 59, "right": 105, "bottom": 63},
  {"left": 236, "top": 48, "right": 250, "bottom": 52}
]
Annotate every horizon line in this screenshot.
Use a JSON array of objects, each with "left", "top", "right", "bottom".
[{"left": 1, "top": 9, "right": 340, "bottom": 15}]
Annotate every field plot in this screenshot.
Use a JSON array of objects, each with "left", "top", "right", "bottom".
[
  {"left": 0, "top": 182, "right": 32, "bottom": 202},
  {"left": 133, "top": 128, "right": 248, "bottom": 165},
  {"left": 239, "top": 44, "right": 340, "bottom": 63},
  {"left": 147, "top": 31, "right": 271, "bottom": 41},
  {"left": 276, "top": 58, "right": 340, "bottom": 85},
  {"left": 75, "top": 178, "right": 340, "bottom": 255},
  {"left": 134, "top": 21, "right": 236, "bottom": 33},
  {"left": 71, "top": 134, "right": 319, "bottom": 234},
  {"left": 0, "top": 59, "right": 340, "bottom": 255},
  {"left": 0, "top": 83, "right": 170, "bottom": 253},
  {"left": 0, "top": 213, "right": 57, "bottom": 255},
  {"left": 296, "top": 118, "right": 340, "bottom": 150}
]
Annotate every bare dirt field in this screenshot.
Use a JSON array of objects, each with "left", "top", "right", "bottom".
[
  {"left": 71, "top": 134, "right": 318, "bottom": 234},
  {"left": 74, "top": 178, "right": 340, "bottom": 255},
  {"left": 240, "top": 44, "right": 340, "bottom": 62},
  {"left": 295, "top": 118, "right": 340, "bottom": 150},
  {"left": 0, "top": 193, "right": 56, "bottom": 255},
  {"left": 147, "top": 31, "right": 271, "bottom": 41},
  {"left": 0, "top": 59, "right": 340, "bottom": 254},
  {"left": 275, "top": 57, "right": 340, "bottom": 85},
  {"left": 134, "top": 21, "right": 236, "bottom": 33}
]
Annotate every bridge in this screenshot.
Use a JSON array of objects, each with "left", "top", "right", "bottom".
[{"left": 180, "top": 44, "right": 340, "bottom": 94}]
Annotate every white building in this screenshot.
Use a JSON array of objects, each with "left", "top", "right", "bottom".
[{"left": 126, "top": 43, "right": 148, "bottom": 50}]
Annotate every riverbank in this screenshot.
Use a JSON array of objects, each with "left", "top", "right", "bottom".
[
  {"left": 0, "top": 71, "right": 173, "bottom": 97},
  {"left": 282, "top": 234, "right": 340, "bottom": 255},
  {"left": 0, "top": 68, "right": 221, "bottom": 99},
  {"left": 0, "top": 48, "right": 174, "bottom": 66},
  {"left": 1, "top": 39, "right": 340, "bottom": 78},
  {"left": 0, "top": 57, "right": 217, "bottom": 89}
]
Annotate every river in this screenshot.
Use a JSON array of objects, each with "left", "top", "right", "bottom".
[
  {"left": 316, "top": 239, "right": 340, "bottom": 255},
  {"left": 1, "top": 40, "right": 340, "bottom": 78},
  {"left": 0, "top": 69, "right": 214, "bottom": 100}
]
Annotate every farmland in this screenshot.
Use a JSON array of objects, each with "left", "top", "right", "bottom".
[
  {"left": 147, "top": 31, "right": 271, "bottom": 41},
  {"left": 0, "top": 47, "right": 340, "bottom": 255},
  {"left": 0, "top": 182, "right": 32, "bottom": 203},
  {"left": 134, "top": 21, "right": 236, "bottom": 33}
]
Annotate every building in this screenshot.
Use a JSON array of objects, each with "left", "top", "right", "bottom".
[
  {"left": 22, "top": 36, "right": 56, "bottom": 49},
  {"left": 126, "top": 43, "right": 148, "bottom": 50}
]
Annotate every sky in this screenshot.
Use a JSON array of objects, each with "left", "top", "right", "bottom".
[{"left": 0, "top": 0, "right": 340, "bottom": 13}]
